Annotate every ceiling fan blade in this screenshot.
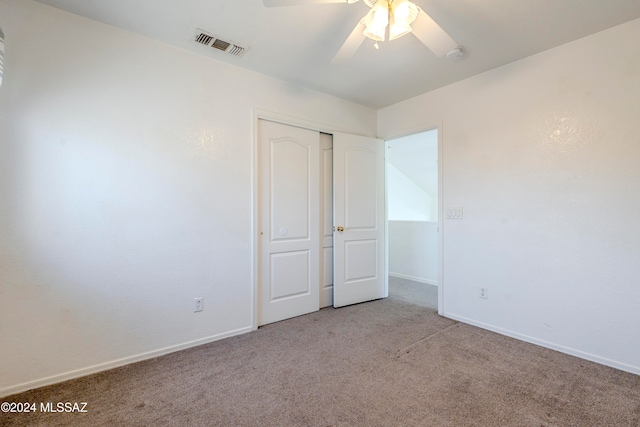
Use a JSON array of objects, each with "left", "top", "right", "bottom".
[
  {"left": 331, "top": 22, "right": 367, "bottom": 65},
  {"left": 263, "top": 0, "right": 358, "bottom": 7},
  {"left": 411, "top": 8, "right": 457, "bottom": 57}
]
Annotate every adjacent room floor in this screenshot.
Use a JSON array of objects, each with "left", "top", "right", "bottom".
[{"left": 388, "top": 275, "right": 438, "bottom": 310}]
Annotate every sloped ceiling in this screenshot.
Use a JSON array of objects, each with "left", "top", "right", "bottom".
[
  {"left": 34, "top": 0, "right": 640, "bottom": 109},
  {"left": 387, "top": 130, "right": 438, "bottom": 196}
]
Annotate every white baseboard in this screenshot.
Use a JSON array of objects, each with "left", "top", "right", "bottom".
[
  {"left": 0, "top": 326, "right": 253, "bottom": 398},
  {"left": 389, "top": 272, "right": 438, "bottom": 287},
  {"left": 442, "top": 311, "right": 640, "bottom": 377}
]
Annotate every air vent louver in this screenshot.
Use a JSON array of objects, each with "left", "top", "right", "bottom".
[
  {"left": 193, "top": 29, "right": 249, "bottom": 58},
  {"left": 195, "top": 33, "right": 213, "bottom": 46},
  {"left": 211, "top": 39, "right": 231, "bottom": 52},
  {"left": 227, "top": 45, "right": 246, "bottom": 57}
]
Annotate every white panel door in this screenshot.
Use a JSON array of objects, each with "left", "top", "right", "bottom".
[
  {"left": 319, "top": 133, "right": 334, "bottom": 308},
  {"left": 333, "top": 132, "right": 386, "bottom": 308},
  {"left": 258, "top": 120, "right": 320, "bottom": 325}
]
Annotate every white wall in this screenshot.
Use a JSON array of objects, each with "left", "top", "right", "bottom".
[
  {"left": 379, "top": 18, "right": 640, "bottom": 374},
  {"left": 0, "top": 0, "right": 376, "bottom": 396},
  {"left": 387, "top": 163, "right": 432, "bottom": 221},
  {"left": 386, "top": 130, "right": 438, "bottom": 220},
  {"left": 388, "top": 221, "right": 438, "bottom": 285}
]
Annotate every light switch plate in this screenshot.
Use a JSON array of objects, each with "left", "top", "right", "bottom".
[{"left": 446, "top": 207, "right": 463, "bottom": 219}]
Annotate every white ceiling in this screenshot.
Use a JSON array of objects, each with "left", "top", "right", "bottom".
[{"left": 34, "top": 0, "right": 640, "bottom": 109}]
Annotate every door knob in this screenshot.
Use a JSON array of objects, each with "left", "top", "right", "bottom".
[{"left": 336, "top": 226, "right": 344, "bottom": 232}]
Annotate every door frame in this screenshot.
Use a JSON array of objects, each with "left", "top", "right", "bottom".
[
  {"left": 252, "top": 111, "right": 446, "bottom": 326},
  {"left": 382, "top": 122, "right": 445, "bottom": 316},
  {"left": 251, "top": 108, "right": 375, "bottom": 330}
]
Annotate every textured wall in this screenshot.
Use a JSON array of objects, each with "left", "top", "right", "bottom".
[
  {"left": 0, "top": 0, "right": 375, "bottom": 395},
  {"left": 379, "top": 18, "right": 640, "bottom": 374}
]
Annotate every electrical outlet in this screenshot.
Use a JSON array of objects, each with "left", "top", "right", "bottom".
[
  {"left": 479, "top": 288, "right": 488, "bottom": 299},
  {"left": 193, "top": 297, "right": 204, "bottom": 312}
]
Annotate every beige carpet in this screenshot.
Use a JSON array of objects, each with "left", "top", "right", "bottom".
[
  {"left": 388, "top": 275, "right": 438, "bottom": 310},
  {"left": 3, "top": 280, "right": 639, "bottom": 426}
]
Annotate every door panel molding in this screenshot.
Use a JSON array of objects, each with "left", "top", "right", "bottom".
[
  {"left": 333, "top": 132, "right": 386, "bottom": 308},
  {"left": 258, "top": 120, "right": 320, "bottom": 326}
]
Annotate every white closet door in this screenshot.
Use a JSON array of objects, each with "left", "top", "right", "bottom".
[
  {"left": 333, "top": 132, "right": 386, "bottom": 308},
  {"left": 320, "top": 133, "right": 334, "bottom": 308},
  {"left": 258, "top": 120, "right": 320, "bottom": 325}
]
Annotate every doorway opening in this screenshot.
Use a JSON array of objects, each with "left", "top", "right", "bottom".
[{"left": 386, "top": 129, "right": 439, "bottom": 311}]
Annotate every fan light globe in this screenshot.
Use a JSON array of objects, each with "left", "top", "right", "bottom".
[
  {"left": 363, "top": 4, "right": 389, "bottom": 41},
  {"left": 389, "top": 0, "right": 418, "bottom": 40},
  {"left": 393, "top": 1, "right": 418, "bottom": 23},
  {"left": 363, "top": 0, "right": 420, "bottom": 43},
  {"left": 389, "top": 21, "right": 411, "bottom": 40}
]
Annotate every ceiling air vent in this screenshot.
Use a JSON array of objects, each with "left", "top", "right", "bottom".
[
  {"left": 193, "top": 29, "right": 249, "bottom": 58},
  {"left": 212, "top": 39, "right": 231, "bottom": 52}
]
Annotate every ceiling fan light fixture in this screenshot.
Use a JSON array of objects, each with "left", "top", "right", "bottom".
[
  {"left": 362, "top": 4, "right": 389, "bottom": 41},
  {"left": 363, "top": 24, "right": 386, "bottom": 42},
  {"left": 392, "top": 0, "right": 418, "bottom": 23},
  {"left": 390, "top": 0, "right": 418, "bottom": 40},
  {"left": 388, "top": 20, "right": 412, "bottom": 41},
  {"left": 362, "top": 0, "right": 420, "bottom": 43}
]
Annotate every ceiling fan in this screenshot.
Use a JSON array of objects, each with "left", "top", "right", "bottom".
[{"left": 263, "top": 0, "right": 459, "bottom": 64}]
